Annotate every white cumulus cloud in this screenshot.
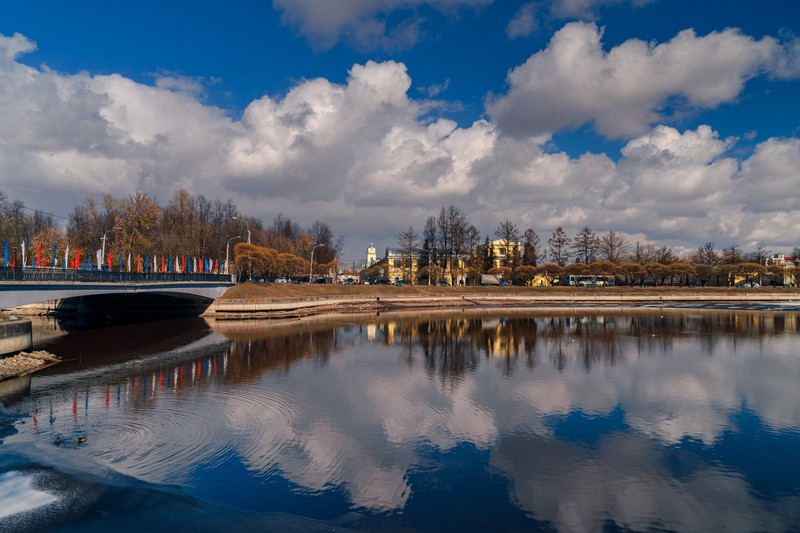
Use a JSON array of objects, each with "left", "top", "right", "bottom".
[
  {"left": 488, "top": 22, "right": 793, "bottom": 139},
  {"left": 1, "top": 28, "right": 799, "bottom": 261}
]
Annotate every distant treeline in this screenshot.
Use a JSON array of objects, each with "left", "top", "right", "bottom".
[
  {"left": 0, "top": 189, "right": 341, "bottom": 272},
  {"left": 3, "top": 192, "right": 798, "bottom": 284}
]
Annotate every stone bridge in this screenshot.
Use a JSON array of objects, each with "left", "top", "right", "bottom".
[{"left": 1, "top": 268, "right": 234, "bottom": 316}]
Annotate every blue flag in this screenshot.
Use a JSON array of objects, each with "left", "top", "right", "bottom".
[
  {"left": 2, "top": 240, "right": 7, "bottom": 267},
  {"left": 52, "top": 244, "right": 58, "bottom": 267},
  {"left": 168, "top": 255, "right": 173, "bottom": 273},
  {"left": 119, "top": 253, "right": 123, "bottom": 271},
  {"left": 145, "top": 255, "right": 149, "bottom": 273}
]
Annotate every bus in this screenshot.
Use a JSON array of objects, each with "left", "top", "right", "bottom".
[{"left": 565, "top": 274, "right": 614, "bottom": 287}]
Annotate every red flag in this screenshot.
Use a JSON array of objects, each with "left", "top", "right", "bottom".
[
  {"left": 214, "top": 259, "right": 219, "bottom": 273},
  {"left": 74, "top": 249, "right": 81, "bottom": 270},
  {"left": 107, "top": 253, "right": 112, "bottom": 270},
  {"left": 137, "top": 253, "right": 142, "bottom": 273},
  {"left": 161, "top": 255, "right": 165, "bottom": 272},
  {"left": 36, "top": 242, "right": 43, "bottom": 268}
]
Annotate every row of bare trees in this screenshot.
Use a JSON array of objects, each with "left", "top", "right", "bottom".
[
  {"left": 383, "top": 209, "right": 799, "bottom": 286},
  {"left": 1, "top": 189, "right": 342, "bottom": 274},
  {"left": 1, "top": 191, "right": 61, "bottom": 261}
]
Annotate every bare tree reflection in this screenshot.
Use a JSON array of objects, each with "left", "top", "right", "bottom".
[{"left": 213, "top": 309, "right": 799, "bottom": 386}]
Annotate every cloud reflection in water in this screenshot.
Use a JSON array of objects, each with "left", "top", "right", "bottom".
[{"left": 3, "top": 310, "right": 799, "bottom": 530}]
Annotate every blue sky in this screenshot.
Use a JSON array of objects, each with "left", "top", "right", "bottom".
[{"left": 1, "top": 0, "right": 799, "bottom": 264}]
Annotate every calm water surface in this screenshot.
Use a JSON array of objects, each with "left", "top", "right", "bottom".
[{"left": 1, "top": 308, "right": 800, "bottom": 532}]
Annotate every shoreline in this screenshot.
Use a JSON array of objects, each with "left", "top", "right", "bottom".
[{"left": 208, "top": 285, "right": 800, "bottom": 319}]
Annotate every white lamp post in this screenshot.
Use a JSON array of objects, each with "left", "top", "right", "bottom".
[
  {"left": 226, "top": 235, "right": 241, "bottom": 275},
  {"left": 232, "top": 216, "right": 251, "bottom": 244},
  {"left": 309, "top": 244, "right": 325, "bottom": 284},
  {"left": 100, "top": 228, "right": 120, "bottom": 269}
]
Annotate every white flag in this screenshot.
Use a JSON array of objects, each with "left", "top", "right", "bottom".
[{"left": 128, "top": 252, "right": 131, "bottom": 272}]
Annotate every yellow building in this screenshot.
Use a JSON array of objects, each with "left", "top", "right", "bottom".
[
  {"left": 384, "top": 247, "right": 419, "bottom": 283},
  {"left": 367, "top": 246, "right": 469, "bottom": 285},
  {"left": 490, "top": 239, "right": 521, "bottom": 269}
]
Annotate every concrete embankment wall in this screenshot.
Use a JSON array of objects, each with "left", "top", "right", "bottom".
[
  {"left": 0, "top": 318, "right": 33, "bottom": 355},
  {"left": 209, "top": 291, "right": 800, "bottom": 317}
]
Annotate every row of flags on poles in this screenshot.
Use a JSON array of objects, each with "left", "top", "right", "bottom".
[{"left": 2, "top": 239, "right": 222, "bottom": 274}]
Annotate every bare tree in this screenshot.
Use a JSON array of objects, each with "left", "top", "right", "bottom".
[
  {"left": 548, "top": 226, "right": 571, "bottom": 266},
  {"left": 495, "top": 220, "right": 519, "bottom": 246},
  {"left": 746, "top": 243, "right": 770, "bottom": 264},
  {"left": 695, "top": 242, "right": 720, "bottom": 266},
  {"left": 436, "top": 205, "right": 470, "bottom": 282},
  {"left": 721, "top": 242, "right": 743, "bottom": 264},
  {"left": 159, "top": 189, "right": 197, "bottom": 256},
  {"left": 571, "top": 226, "right": 597, "bottom": 264},
  {"left": 311, "top": 220, "right": 341, "bottom": 264},
  {"left": 0, "top": 192, "right": 26, "bottom": 246},
  {"left": 653, "top": 246, "right": 675, "bottom": 264},
  {"left": 597, "top": 230, "right": 629, "bottom": 264},
  {"left": 67, "top": 194, "right": 120, "bottom": 252},
  {"left": 397, "top": 225, "right": 420, "bottom": 283},
  {"left": 460, "top": 224, "right": 482, "bottom": 284},
  {"left": 265, "top": 213, "right": 303, "bottom": 255}
]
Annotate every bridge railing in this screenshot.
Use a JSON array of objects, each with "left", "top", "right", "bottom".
[{"left": 0, "top": 266, "right": 233, "bottom": 284}]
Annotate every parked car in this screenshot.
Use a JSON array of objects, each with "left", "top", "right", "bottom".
[{"left": 274, "top": 277, "right": 288, "bottom": 284}]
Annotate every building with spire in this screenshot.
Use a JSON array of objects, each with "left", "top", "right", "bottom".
[{"left": 365, "top": 243, "right": 377, "bottom": 268}]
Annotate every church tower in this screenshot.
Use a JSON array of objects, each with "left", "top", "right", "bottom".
[{"left": 366, "top": 243, "right": 377, "bottom": 268}]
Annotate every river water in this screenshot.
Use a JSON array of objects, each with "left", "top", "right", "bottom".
[{"left": 1, "top": 307, "right": 800, "bottom": 532}]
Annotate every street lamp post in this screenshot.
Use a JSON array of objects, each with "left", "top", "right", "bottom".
[
  {"left": 232, "top": 217, "right": 252, "bottom": 281},
  {"left": 309, "top": 244, "right": 325, "bottom": 284},
  {"left": 226, "top": 235, "right": 241, "bottom": 276},
  {"left": 232, "top": 216, "right": 251, "bottom": 244},
  {"left": 100, "top": 228, "right": 119, "bottom": 270}
]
